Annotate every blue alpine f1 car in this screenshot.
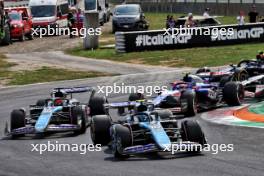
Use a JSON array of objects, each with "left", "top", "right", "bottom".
[
  {"left": 90, "top": 101, "right": 206, "bottom": 159},
  {"left": 5, "top": 87, "right": 108, "bottom": 138}
]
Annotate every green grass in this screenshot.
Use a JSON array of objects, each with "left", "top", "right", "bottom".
[
  {"left": 0, "top": 54, "right": 112, "bottom": 86},
  {"left": 8, "top": 66, "right": 111, "bottom": 85},
  {"left": 68, "top": 43, "right": 264, "bottom": 68},
  {"left": 0, "top": 55, "right": 16, "bottom": 78}
]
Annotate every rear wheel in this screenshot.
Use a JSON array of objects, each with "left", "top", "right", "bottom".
[
  {"left": 181, "top": 91, "right": 197, "bottom": 117},
  {"left": 231, "top": 69, "right": 248, "bottom": 82},
  {"left": 223, "top": 82, "right": 244, "bottom": 106},
  {"left": 112, "top": 124, "right": 132, "bottom": 159},
  {"left": 90, "top": 115, "right": 112, "bottom": 145},
  {"left": 72, "top": 107, "right": 87, "bottom": 134},
  {"left": 181, "top": 119, "right": 206, "bottom": 152},
  {"left": 89, "top": 96, "right": 108, "bottom": 116}
]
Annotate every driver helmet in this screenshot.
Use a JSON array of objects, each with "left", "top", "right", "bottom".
[
  {"left": 54, "top": 90, "right": 67, "bottom": 99},
  {"left": 257, "top": 50, "right": 264, "bottom": 60},
  {"left": 136, "top": 103, "right": 148, "bottom": 113}
]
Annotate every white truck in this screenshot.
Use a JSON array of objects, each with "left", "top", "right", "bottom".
[
  {"left": 82, "top": 0, "right": 109, "bottom": 26},
  {"left": 29, "top": 0, "right": 69, "bottom": 28}
]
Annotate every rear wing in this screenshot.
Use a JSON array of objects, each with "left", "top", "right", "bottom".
[
  {"left": 105, "top": 100, "right": 154, "bottom": 116},
  {"left": 53, "top": 86, "right": 96, "bottom": 99},
  {"left": 53, "top": 86, "right": 95, "bottom": 93}
]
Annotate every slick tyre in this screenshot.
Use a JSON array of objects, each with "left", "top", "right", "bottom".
[
  {"left": 223, "top": 82, "right": 244, "bottom": 106},
  {"left": 10, "top": 109, "right": 26, "bottom": 137},
  {"left": 90, "top": 115, "right": 112, "bottom": 145},
  {"left": 231, "top": 69, "right": 248, "bottom": 82},
  {"left": 72, "top": 107, "right": 87, "bottom": 134},
  {"left": 89, "top": 96, "right": 108, "bottom": 116},
  {"left": 11, "top": 109, "right": 25, "bottom": 130},
  {"left": 112, "top": 124, "right": 132, "bottom": 159},
  {"left": 181, "top": 91, "right": 197, "bottom": 117},
  {"left": 181, "top": 119, "right": 206, "bottom": 152}
]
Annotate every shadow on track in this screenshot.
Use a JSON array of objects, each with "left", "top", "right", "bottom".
[{"left": 103, "top": 147, "right": 205, "bottom": 162}]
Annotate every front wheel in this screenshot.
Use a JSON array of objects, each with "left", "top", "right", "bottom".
[
  {"left": 181, "top": 119, "right": 206, "bottom": 152},
  {"left": 72, "top": 107, "right": 87, "bottom": 134},
  {"left": 90, "top": 115, "right": 112, "bottom": 145},
  {"left": 112, "top": 124, "right": 132, "bottom": 159},
  {"left": 10, "top": 109, "right": 26, "bottom": 137}
]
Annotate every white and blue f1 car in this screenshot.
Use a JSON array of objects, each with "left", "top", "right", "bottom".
[
  {"left": 5, "top": 87, "right": 108, "bottom": 138},
  {"left": 90, "top": 101, "right": 206, "bottom": 159}
]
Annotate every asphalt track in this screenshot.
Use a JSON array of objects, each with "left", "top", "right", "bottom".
[{"left": 1, "top": 71, "right": 264, "bottom": 176}]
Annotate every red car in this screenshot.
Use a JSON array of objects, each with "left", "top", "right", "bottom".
[{"left": 5, "top": 7, "right": 33, "bottom": 41}]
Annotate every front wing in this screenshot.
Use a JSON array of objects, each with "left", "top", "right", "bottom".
[{"left": 5, "top": 123, "right": 81, "bottom": 136}]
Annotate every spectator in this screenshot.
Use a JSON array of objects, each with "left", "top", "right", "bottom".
[
  {"left": 185, "top": 13, "right": 195, "bottom": 27},
  {"left": 248, "top": 4, "right": 259, "bottom": 23},
  {"left": 75, "top": 8, "right": 84, "bottom": 36},
  {"left": 237, "top": 11, "right": 245, "bottom": 25},
  {"left": 67, "top": 11, "right": 75, "bottom": 38},
  {"left": 167, "top": 15, "right": 176, "bottom": 28},
  {"left": 165, "top": 15, "right": 170, "bottom": 28},
  {"left": 256, "top": 51, "right": 264, "bottom": 60},
  {"left": 203, "top": 8, "right": 210, "bottom": 18}
]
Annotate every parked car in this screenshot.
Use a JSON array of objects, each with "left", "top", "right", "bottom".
[
  {"left": 5, "top": 7, "right": 33, "bottom": 41},
  {"left": 112, "top": 4, "right": 149, "bottom": 33}
]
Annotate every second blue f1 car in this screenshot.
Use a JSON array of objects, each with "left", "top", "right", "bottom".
[{"left": 5, "top": 87, "right": 108, "bottom": 138}]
